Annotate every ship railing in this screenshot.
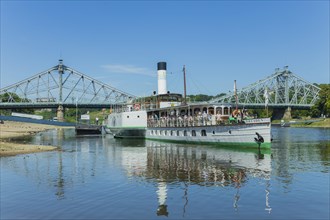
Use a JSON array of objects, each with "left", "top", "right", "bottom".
[{"left": 147, "top": 115, "right": 244, "bottom": 128}]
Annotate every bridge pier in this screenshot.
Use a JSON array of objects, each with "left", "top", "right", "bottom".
[
  {"left": 272, "top": 107, "right": 292, "bottom": 120},
  {"left": 57, "top": 105, "right": 64, "bottom": 122},
  {"left": 283, "top": 107, "right": 292, "bottom": 120}
]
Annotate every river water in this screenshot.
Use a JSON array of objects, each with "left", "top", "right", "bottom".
[{"left": 1, "top": 127, "right": 329, "bottom": 219}]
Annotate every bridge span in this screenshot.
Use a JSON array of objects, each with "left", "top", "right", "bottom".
[
  {"left": 209, "top": 66, "right": 320, "bottom": 118},
  {"left": 0, "top": 102, "right": 121, "bottom": 110},
  {"left": 0, "top": 61, "right": 321, "bottom": 120},
  {"left": 0, "top": 60, "right": 135, "bottom": 120}
]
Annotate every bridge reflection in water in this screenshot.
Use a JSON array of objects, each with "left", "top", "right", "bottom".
[{"left": 1, "top": 131, "right": 272, "bottom": 217}]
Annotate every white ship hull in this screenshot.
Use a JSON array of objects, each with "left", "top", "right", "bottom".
[
  {"left": 104, "top": 110, "right": 148, "bottom": 138},
  {"left": 146, "top": 120, "right": 271, "bottom": 148},
  {"left": 105, "top": 110, "right": 271, "bottom": 147}
]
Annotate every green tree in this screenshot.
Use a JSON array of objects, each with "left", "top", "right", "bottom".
[
  {"left": 187, "top": 94, "right": 214, "bottom": 102},
  {"left": 0, "top": 93, "right": 34, "bottom": 114},
  {"left": 0, "top": 92, "right": 20, "bottom": 102},
  {"left": 311, "top": 84, "right": 330, "bottom": 117}
]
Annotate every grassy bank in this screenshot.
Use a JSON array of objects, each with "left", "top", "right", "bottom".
[
  {"left": 290, "top": 118, "right": 329, "bottom": 128},
  {"left": 272, "top": 118, "right": 329, "bottom": 128}
]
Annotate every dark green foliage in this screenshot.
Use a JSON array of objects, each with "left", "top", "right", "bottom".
[
  {"left": 35, "top": 109, "right": 57, "bottom": 120},
  {"left": 187, "top": 94, "right": 214, "bottom": 102},
  {"left": 0, "top": 108, "right": 34, "bottom": 115},
  {"left": 251, "top": 109, "right": 273, "bottom": 118},
  {"left": 215, "top": 93, "right": 226, "bottom": 98},
  {"left": 291, "top": 109, "right": 310, "bottom": 118},
  {"left": 311, "top": 84, "right": 330, "bottom": 117},
  {"left": 0, "top": 92, "right": 34, "bottom": 114},
  {"left": 64, "top": 108, "right": 90, "bottom": 123},
  {"left": 0, "top": 92, "right": 30, "bottom": 103}
]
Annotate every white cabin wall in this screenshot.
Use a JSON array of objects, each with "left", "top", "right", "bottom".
[{"left": 122, "top": 111, "right": 147, "bottom": 127}]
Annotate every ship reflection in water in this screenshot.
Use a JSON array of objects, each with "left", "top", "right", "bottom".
[
  {"left": 120, "top": 140, "right": 272, "bottom": 217},
  {"left": 149, "top": 142, "right": 271, "bottom": 216}
]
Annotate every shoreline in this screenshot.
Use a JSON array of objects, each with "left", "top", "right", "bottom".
[
  {"left": 1, "top": 118, "right": 327, "bottom": 157},
  {"left": 0, "top": 121, "right": 72, "bottom": 157},
  {"left": 271, "top": 118, "right": 329, "bottom": 128}
]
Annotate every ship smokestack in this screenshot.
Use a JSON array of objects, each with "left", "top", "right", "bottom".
[{"left": 157, "top": 62, "right": 167, "bottom": 95}]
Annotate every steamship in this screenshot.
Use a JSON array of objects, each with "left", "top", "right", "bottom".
[{"left": 104, "top": 62, "right": 271, "bottom": 148}]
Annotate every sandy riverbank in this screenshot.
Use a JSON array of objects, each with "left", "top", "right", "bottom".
[{"left": 0, "top": 121, "right": 71, "bottom": 157}]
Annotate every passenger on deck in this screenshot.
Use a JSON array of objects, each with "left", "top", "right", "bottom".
[
  {"left": 216, "top": 112, "right": 222, "bottom": 125},
  {"left": 232, "top": 109, "right": 239, "bottom": 118},
  {"left": 202, "top": 111, "right": 207, "bottom": 126},
  {"left": 230, "top": 109, "right": 239, "bottom": 123},
  {"left": 183, "top": 115, "right": 188, "bottom": 126},
  {"left": 148, "top": 115, "right": 153, "bottom": 127},
  {"left": 237, "top": 111, "right": 242, "bottom": 122},
  {"left": 178, "top": 115, "right": 183, "bottom": 127},
  {"left": 207, "top": 113, "right": 212, "bottom": 125},
  {"left": 188, "top": 115, "right": 193, "bottom": 126}
]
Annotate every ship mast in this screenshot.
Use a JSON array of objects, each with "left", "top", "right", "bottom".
[
  {"left": 183, "top": 65, "right": 187, "bottom": 105},
  {"left": 234, "top": 80, "right": 238, "bottom": 110}
]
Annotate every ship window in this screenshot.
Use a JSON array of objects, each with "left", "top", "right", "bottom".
[
  {"left": 137, "top": 115, "right": 140, "bottom": 118},
  {"left": 212, "top": 131, "right": 215, "bottom": 134},
  {"left": 184, "top": 130, "right": 187, "bottom": 136},
  {"left": 192, "top": 130, "right": 196, "bottom": 136},
  {"left": 224, "top": 107, "right": 229, "bottom": 115},
  {"left": 208, "top": 107, "right": 214, "bottom": 115},
  {"left": 127, "top": 116, "right": 129, "bottom": 118},
  {"left": 201, "top": 130, "right": 207, "bottom": 136},
  {"left": 177, "top": 130, "right": 180, "bottom": 136},
  {"left": 150, "top": 130, "right": 153, "bottom": 135},
  {"left": 164, "top": 130, "right": 167, "bottom": 136},
  {"left": 170, "top": 130, "right": 173, "bottom": 136},
  {"left": 194, "top": 108, "right": 200, "bottom": 115}
]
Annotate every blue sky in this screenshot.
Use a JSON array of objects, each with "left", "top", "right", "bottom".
[{"left": 1, "top": 1, "right": 329, "bottom": 97}]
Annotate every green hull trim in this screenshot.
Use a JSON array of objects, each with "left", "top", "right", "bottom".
[
  {"left": 106, "top": 126, "right": 146, "bottom": 129},
  {"left": 114, "top": 136, "right": 145, "bottom": 139},
  {"left": 145, "top": 137, "right": 271, "bottom": 153}
]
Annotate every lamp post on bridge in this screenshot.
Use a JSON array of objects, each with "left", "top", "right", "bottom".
[
  {"left": 76, "top": 97, "right": 78, "bottom": 125},
  {"left": 57, "top": 59, "right": 64, "bottom": 122}
]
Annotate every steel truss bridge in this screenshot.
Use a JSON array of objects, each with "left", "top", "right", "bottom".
[
  {"left": 0, "top": 60, "right": 135, "bottom": 109},
  {"left": 0, "top": 61, "right": 321, "bottom": 111},
  {"left": 209, "top": 66, "right": 320, "bottom": 110}
]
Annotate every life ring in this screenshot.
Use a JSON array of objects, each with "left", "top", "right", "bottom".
[{"left": 134, "top": 104, "right": 140, "bottom": 111}]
